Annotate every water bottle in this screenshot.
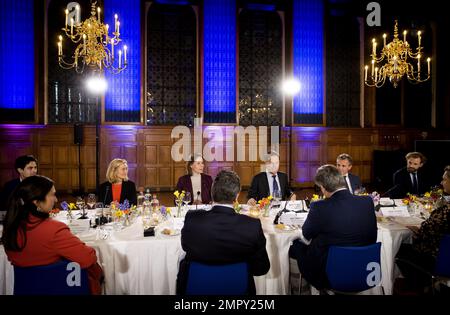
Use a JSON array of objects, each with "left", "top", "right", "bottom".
[
  {"left": 151, "top": 194, "right": 160, "bottom": 212},
  {"left": 137, "top": 187, "right": 145, "bottom": 208},
  {"left": 143, "top": 189, "right": 151, "bottom": 216}
]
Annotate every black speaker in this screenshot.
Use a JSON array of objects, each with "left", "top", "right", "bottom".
[{"left": 74, "top": 124, "right": 83, "bottom": 145}]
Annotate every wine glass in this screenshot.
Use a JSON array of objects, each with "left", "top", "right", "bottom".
[
  {"left": 183, "top": 192, "right": 191, "bottom": 207},
  {"left": 76, "top": 196, "right": 87, "bottom": 219},
  {"left": 87, "top": 194, "right": 97, "bottom": 209}
]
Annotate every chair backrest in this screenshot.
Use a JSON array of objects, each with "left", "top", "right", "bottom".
[
  {"left": 14, "top": 260, "right": 90, "bottom": 295},
  {"left": 435, "top": 234, "right": 450, "bottom": 278},
  {"left": 186, "top": 261, "right": 249, "bottom": 295},
  {"left": 326, "top": 242, "right": 382, "bottom": 293}
]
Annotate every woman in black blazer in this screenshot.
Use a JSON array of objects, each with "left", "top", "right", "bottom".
[{"left": 98, "top": 158, "right": 137, "bottom": 206}]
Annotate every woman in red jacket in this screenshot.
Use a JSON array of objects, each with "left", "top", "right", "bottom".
[{"left": 1, "top": 175, "right": 103, "bottom": 294}]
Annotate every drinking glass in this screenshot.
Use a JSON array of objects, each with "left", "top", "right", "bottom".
[
  {"left": 183, "top": 192, "right": 192, "bottom": 214},
  {"left": 87, "top": 194, "right": 97, "bottom": 209}
]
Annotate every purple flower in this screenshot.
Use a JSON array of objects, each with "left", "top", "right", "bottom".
[
  {"left": 160, "top": 206, "right": 167, "bottom": 216},
  {"left": 60, "top": 201, "right": 69, "bottom": 211},
  {"left": 119, "top": 199, "right": 130, "bottom": 210}
]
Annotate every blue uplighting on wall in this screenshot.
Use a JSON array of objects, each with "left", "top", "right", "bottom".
[
  {"left": 0, "top": 0, "right": 35, "bottom": 121},
  {"left": 293, "top": 0, "right": 324, "bottom": 125},
  {"left": 104, "top": 0, "right": 140, "bottom": 122},
  {"left": 203, "top": 0, "right": 236, "bottom": 124}
]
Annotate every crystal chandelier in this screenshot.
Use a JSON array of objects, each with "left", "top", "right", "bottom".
[
  {"left": 57, "top": 1, "right": 127, "bottom": 74},
  {"left": 364, "top": 20, "right": 431, "bottom": 88}
]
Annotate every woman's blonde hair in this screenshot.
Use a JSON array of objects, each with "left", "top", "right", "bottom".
[{"left": 106, "top": 158, "right": 129, "bottom": 183}]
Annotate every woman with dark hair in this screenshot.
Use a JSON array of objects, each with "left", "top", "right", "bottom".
[
  {"left": 1, "top": 175, "right": 103, "bottom": 295},
  {"left": 395, "top": 166, "right": 450, "bottom": 294},
  {"left": 175, "top": 154, "right": 213, "bottom": 205}
]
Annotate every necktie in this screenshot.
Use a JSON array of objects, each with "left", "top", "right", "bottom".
[
  {"left": 412, "top": 173, "right": 418, "bottom": 194},
  {"left": 344, "top": 175, "right": 351, "bottom": 193},
  {"left": 272, "top": 175, "right": 279, "bottom": 195}
]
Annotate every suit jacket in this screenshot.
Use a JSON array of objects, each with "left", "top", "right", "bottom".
[
  {"left": 346, "top": 173, "right": 362, "bottom": 194},
  {"left": 177, "top": 205, "right": 270, "bottom": 294},
  {"left": 98, "top": 180, "right": 137, "bottom": 206},
  {"left": 247, "top": 172, "right": 293, "bottom": 201},
  {"left": 390, "top": 167, "right": 431, "bottom": 199},
  {"left": 176, "top": 173, "right": 213, "bottom": 204},
  {"left": 0, "top": 178, "right": 20, "bottom": 211},
  {"left": 291, "top": 190, "right": 377, "bottom": 289}
]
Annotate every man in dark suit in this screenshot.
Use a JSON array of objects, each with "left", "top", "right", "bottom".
[
  {"left": 390, "top": 152, "right": 431, "bottom": 199},
  {"left": 289, "top": 165, "right": 377, "bottom": 291},
  {"left": 247, "top": 151, "right": 296, "bottom": 205},
  {"left": 0, "top": 155, "right": 38, "bottom": 213},
  {"left": 177, "top": 170, "right": 270, "bottom": 295},
  {"left": 336, "top": 153, "right": 362, "bottom": 194}
]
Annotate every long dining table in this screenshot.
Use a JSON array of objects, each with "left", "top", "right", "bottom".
[{"left": 0, "top": 206, "right": 418, "bottom": 295}]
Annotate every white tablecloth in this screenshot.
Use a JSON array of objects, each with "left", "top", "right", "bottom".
[{"left": 0, "top": 213, "right": 414, "bottom": 295}]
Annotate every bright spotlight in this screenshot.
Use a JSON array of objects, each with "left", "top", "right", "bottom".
[
  {"left": 282, "top": 78, "right": 301, "bottom": 95},
  {"left": 86, "top": 77, "right": 108, "bottom": 94}
]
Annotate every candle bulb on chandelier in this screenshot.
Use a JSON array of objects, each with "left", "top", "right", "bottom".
[
  {"left": 124, "top": 45, "right": 127, "bottom": 64},
  {"left": 418, "top": 31, "right": 422, "bottom": 47},
  {"left": 58, "top": 35, "right": 63, "bottom": 56},
  {"left": 427, "top": 57, "right": 431, "bottom": 75},
  {"left": 114, "top": 14, "right": 118, "bottom": 32},
  {"left": 83, "top": 34, "right": 86, "bottom": 54},
  {"left": 65, "top": 9, "right": 68, "bottom": 29},
  {"left": 70, "top": 18, "right": 74, "bottom": 36},
  {"left": 371, "top": 60, "right": 375, "bottom": 77},
  {"left": 403, "top": 30, "right": 407, "bottom": 43},
  {"left": 383, "top": 34, "right": 387, "bottom": 47},
  {"left": 364, "top": 65, "right": 368, "bottom": 81},
  {"left": 117, "top": 21, "right": 120, "bottom": 34},
  {"left": 111, "top": 38, "right": 114, "bottom": 59},
  {"left": 417, "top": 54, "right": 421, "bottom": 73},
  {"left": 97, "top": 7, "right": 101, "bottom": 21},
  {"left": 375, "top": 67, "right": 378, "bottom": 81},
  {"left": 118, "top": 50, "right": 122, "bottom": 68},
  {"left": 76, "top": 5, "right": 80, "bottom": 23},
  {"left": 372, "top": 38, "right": 376, "bottom": 56}
]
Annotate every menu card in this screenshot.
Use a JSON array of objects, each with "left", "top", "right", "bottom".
[
  {"left": 67, "top": 219, "right": 91, "bottom": 235},
  {"left": 380, "top": 206, "right": 410, "bottom": 217}
]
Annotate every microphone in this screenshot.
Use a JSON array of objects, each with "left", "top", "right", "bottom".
[
  {"left": 380, "top": 184, "right": 400, "bottom": 198},
  {"left": 195, "top": 191, "right": 201, "bottom": 210}
]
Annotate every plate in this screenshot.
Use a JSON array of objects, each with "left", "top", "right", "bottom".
[
  {"left": 160, "top": 228, "right": 181, "bottom": 236},
  {"left": 274, "top": 224, "right": 298, "bottom": 232}
]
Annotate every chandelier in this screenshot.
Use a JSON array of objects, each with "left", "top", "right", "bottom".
[
  {"left": 57, "top": 1, "right": 127, "bottom": 74},
  {"left": 364, "top": 20, "right": 430, "bottom": 88}
]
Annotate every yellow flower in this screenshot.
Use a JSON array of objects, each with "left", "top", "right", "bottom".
[
  {"left": 69, "top": 203, "right": 76, "bottom": 210},
  {"left": 174, "top": 191, "right": 180, "bottom": 198},
  {"left": 166, "top": 208, "right": 172, "bottom": 215},
  {"left": 402, "top": 199, "right": 410, "bottom": 205},
  {"left": 114, "top": 210, "right": 123, "bottom": 218},
  {"left": 267, "top": 195, "right": 273, "bottom": 201},
  {"left": 312, "top": 194, "right": 319, "bottom": 201},
  {"left": 424, "top": 192, "right": 431, "bottom": 198}
]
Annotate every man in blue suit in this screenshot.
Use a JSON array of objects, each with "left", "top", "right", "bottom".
[
  {"left": 289, "top": 165, "right": 377, "bottom": 291},
  {"left": 336, "top": 153, "right": 362, "bottom": 194}
]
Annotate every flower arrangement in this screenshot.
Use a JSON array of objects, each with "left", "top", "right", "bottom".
[
  {"left": 370, "top": 191, "right": 380, "bottom": 204},
  {"left": 311, "top": 194, "right": 320, "bottom": 202},
  {"left": 173, "top": 190, "right": 185, "bottom": 217},
  {"left": 233, "top": 200, "right": 242, "bottom": 213},
  {"left": 49, "top": 208, "right": 60, "bottom": 218},
  {"left": 258, "top": 196, "right": 273, "bottom": 217},
  {"left": 402, "top": 193, "right": 418, "bottom": 205},
  {"left": 111, "top": 200, "right": 136, "bottom": 226},
  {"left": 60, "top": 201, "right": 76, "bottom": 219}
]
